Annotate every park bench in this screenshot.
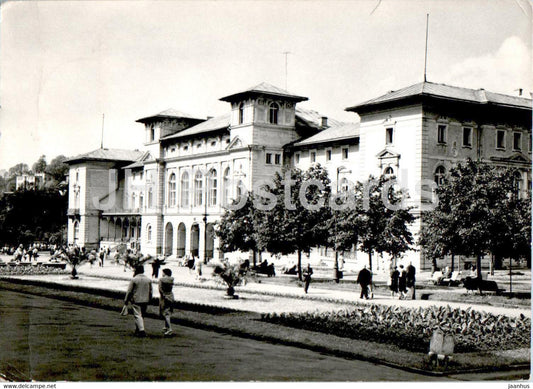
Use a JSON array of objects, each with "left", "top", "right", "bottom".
[
  {"left": 43, "top": 263, "right": 67, "bottom": 270},
  {"left": 440, "top": 271, "right": 462, "bottom": 286},
  {"left": 463, "top": 276, "right": 504, "bottom": 295}
]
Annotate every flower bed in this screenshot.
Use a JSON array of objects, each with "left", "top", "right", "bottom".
[
  {"left": 0, "top": 265, "right": 68, "bottom": 276},
  {"left": 261, "top": 304, "right": 530, "bottom": 353}
]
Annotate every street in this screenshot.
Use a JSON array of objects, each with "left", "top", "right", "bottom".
[{"left": 0, "top": 289, "right": 446, "bottom": 381}]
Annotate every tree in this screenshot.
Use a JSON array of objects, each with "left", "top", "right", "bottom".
[
  {"left": 419, "top": 159, "right": 528, "bottom": 278},
  {"left": 32, "top": 155, "right": 47, "bottom": 174},
  {"left": 254, "top": 165, "right": 331, "bottom": 280},
  {"left": 352, "top": 176, "right": 414, "bottom": 271},
  {"left": 46, "top": 155, "right": 69, "bottom": 184},
  {"left": 8, "top": 163, "right": 29, "bottom": 177},
  {"left": 215, "top": 193, "right": 261, "bottom": 266}
]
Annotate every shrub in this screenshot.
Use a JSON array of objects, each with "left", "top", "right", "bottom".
[{"left": 261, "top": 304, "right": 530, "bottom": 353}]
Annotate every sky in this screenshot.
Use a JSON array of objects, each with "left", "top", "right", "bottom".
[{"left": 0, "top": 0, "right": 531, "bottom": 172}]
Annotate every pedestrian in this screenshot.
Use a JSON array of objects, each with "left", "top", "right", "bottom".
[
  {"left": 356, "top": 265, "right": 372, "bottom": 299},
  {"left": 99, "top": 247, "right": 105, "bottom": 267},
  {"left": 398, "top": 264, "right": 407, "bottom": 299},
  {"left": 124, "top": 265, "right": 153, "bottom": 337},
  {"left": 406, "top": 262, "right": 416, "bottom": 300},
  {"left": 158, "top": 268, "right": 174, "bottom": 336},
  {"left": 194, "top": 256, "right": 203, "bottom": 280},
  {"left": 431, "top": 258, "right": 437, "bottom": 276},
  {"left": 390, "top": 266, "right": 400, "bottom": 298},
  {"left": 303, "top": 263, "right": 313, "bottom": 294},
  {"left": 151, "top": 258, "right": 162, "bottom": 278}
]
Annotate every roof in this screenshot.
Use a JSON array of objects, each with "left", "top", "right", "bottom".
[
  {"left": 136, "top": 108, "right": 204, "bottom": 123},
  {"left": 123, "top": 151, "right": 153, "bottom": 169},
  {"left": 219, "top": 82, "right": 308, "bottom": 103},
  {"left": 295, "top": 106, "right": 344, "bottom": 129},
  {"left": 161, "top": 107, "right": 342, "bottom": 142},
  {"left": 293, "top": 123, "right": 360, "bottom": 147},
  {"left": 346, "top": 81, "right": 532, "bottom": 112},
  {"left": 65, "top": 148, "right": 144, "bottom": 164},
  {"left": 161, "top": 113, "right": 231, "bottom": 141}
]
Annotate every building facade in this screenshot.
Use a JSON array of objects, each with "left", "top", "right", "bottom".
[{"left": 65, "top": 81, "right": 532, "bottom": 271}]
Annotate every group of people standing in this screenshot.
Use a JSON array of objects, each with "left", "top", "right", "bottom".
[{"left": 389, "top": 263, "right": 416, "bottom": 299}]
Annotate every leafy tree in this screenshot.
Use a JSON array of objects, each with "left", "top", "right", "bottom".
[
  {"left": 354, "top": 176, "right": 413, "bottom": 270},
  {"left": 419, "top": 159, "right": 529, "bottom": 278},
  {"left": 0, "top": 188, "right": 67, "bottom": 246},
  {"left": 32, "top": 155, "right": 47, "bottom": 174},
  {"left": 215, "top": 193, "right": 261, "bottom": 265},
  {"left": 254, "top": 165, "right": 331, "bottom": 280},
  {"left": 46, "top": 155, "right": 69, "bottom": 184},
  {"left": 8, "top": 163, "right": 29, "bottom": 177}
]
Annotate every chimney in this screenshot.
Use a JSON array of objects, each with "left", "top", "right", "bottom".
[
  {"left": 518, "top": 88, "right": 523, "bottom": 96},
  {"left": 206, "top": 116, "right": 213, "bottom": 120},
  {"left": 321, "top": 116, "right": 328, "bottom": 128}
]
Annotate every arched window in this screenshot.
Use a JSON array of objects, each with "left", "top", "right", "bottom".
[
  {"left": 268, "top": 102, "right": 279, "bottom": 124},
  {"left": 208, "top": 169, "right": 217, "bottom": 206},
  {"left": 132, "top": 193, "right": 136, "bottom": 209},
  {"left": 340, "top": 178, "right": 349, "bottom": 193},
  {"left": 168, "top": 173, "right": 176, "bottom": 207},
  {"left": 146, "top": 224, "right": 152, "bottom": 242},
  {"left": 434, "top": 166, "right": 446, "bottom": 186},
  {"left": 181, "top": 171, "right": 190, "bottom": 207},
  {"left": 236, "top": 180, "right": 245, "bottom": 199},
  {"left": 238, "top": 102, "right": 244, "bottom": 124},
  {"left": 384, "top": 166, "right": 395, "bottom": 178},
  {"left": 223, "top": 168, "right": 231, "bottom": 206},
  {"left": 194, "top": 171, "right": 203, "bottom": 206},
  {"left": 139, "top": 193, "right": 144, "bottom": 210}
]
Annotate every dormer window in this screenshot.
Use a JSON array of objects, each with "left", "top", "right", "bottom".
[
  {"left": 269, "top": 102, "right": 279, "bottom": 124},
  {"left": 238, "top": 102, "right": 244, "bottom": 125}
]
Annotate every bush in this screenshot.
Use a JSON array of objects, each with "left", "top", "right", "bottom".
[
  {"left": 261, "top": 304, "right": 530, "bottom": 353},
  {"left": 0, "top": 265, "right": 68, "bottom": 276}
]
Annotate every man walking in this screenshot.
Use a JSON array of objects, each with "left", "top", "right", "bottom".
[
  {"left": 406, "top": 262, "right": 416, "bottom": 300},
  {"left": 124, "top": 265, "right": 153, "bottom": 337},
  {"left": 303, "top": 263, "right": 313, "bottom": 294},
  {"left": 357, "top": 265, "right": 372, "bottom": 299}
]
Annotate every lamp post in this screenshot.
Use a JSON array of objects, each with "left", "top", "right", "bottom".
[
  {"left": 203, "top": 172, "right": 208, "bottom": 265},
  {"left": 334, "top": 166, "right": 351, "bottom": 283}
]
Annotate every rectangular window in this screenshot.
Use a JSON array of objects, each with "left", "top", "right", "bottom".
[
  {"left": 462, "top": 127, "right": 472, "bottom": 147},
  {"left": 326, "top": 149, "right": 332, "bottom": 161},
  {"left": 386, "top": 127, "right": 394, "bottom": 145},
  {"left": 275, "top": 154, "right": 281, "bottom": 165},
  {"left": 513, "top": 132, "right": 522, "bottom": 151},
  {"left": 342, "top": 147, "right": 349, "bottom": 160},
  {"left": 295, "top": 152, "right": 301, "bottom": 164},
  {"left": 265, "top": 153, "right": 272, "bottom": 164},
  {"left": 529, "top": 133, "right": 532, "bottom": 153},
  {"left": 310, "top": 151, "right": 316, "bottom": 163},
  {"left": 437, "top": 124, "right": 447, "bottom": 144},
  {"left": 496, "top": 130, "right": 506, "bottom": 149}
]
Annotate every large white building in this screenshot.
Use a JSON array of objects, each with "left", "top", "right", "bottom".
[{"left": 65, "top": 81, "right": 532, "bottom": 271}]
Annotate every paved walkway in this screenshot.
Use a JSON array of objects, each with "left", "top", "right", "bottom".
[{"left": 4, "top": 258, "right": 529, "bottom": 318}]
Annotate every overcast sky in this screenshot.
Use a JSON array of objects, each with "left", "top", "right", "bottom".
[{"left": 0, "top": 0, "right": 531, "bottom": 172}]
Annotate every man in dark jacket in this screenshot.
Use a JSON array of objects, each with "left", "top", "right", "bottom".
[
  {"left": 406, "top": 262, "right": 416, "bottom": 300},
  {"left": 357, "top": 265, "right": 372, "bottom": 299},
  {"left": 124, "top": 265, "right": 153, "bottom": 337}
]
